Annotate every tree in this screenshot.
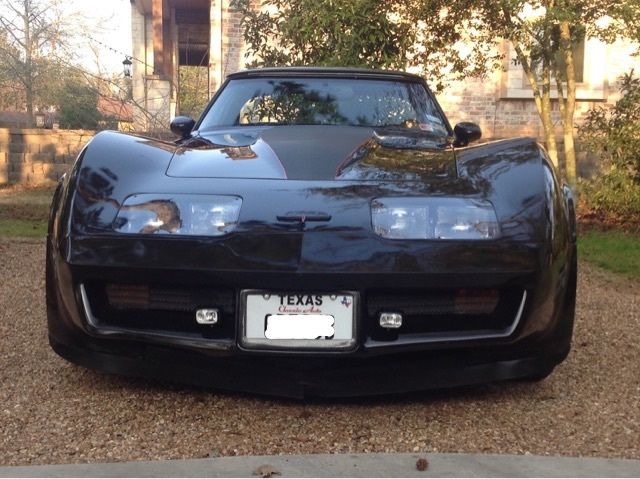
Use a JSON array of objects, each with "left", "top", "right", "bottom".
[
  {"left": 232, "top": 0, "right": 503, "bottom": 85},
  {"left": 232, "top": 0, "right": 416, "bottom": 70},
  {"left": 178, "top": 66, "right": 210, "bottom": 119},
  {"left": 417, "top": 0, "right": 640, "bottom": 184},
  {"left": 234, "top": 0, "right": 640, "bottom": 185},
  {"left": 0, "top": 29, "right": 23, "bottom": 110},
  {"left": 57, "top": 78, "right": 100, "bottom": 130},
  {"left": 0, "top": 0, "right": 70, "bottom": 126}
]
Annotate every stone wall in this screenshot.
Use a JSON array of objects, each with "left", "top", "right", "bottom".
[
  {"left": 130, "top": 5, "right": 150, "bottom": 131},
  {"left": 0, "top": 129, "right": 94, "bottom": 184}
]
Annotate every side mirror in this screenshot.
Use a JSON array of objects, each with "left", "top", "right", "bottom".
[
  {"left": 453, "top": 122, "right": 482, "bottom": 147},
  {"left": 170, "top": 116, "right": 196, "bottom": 139}
]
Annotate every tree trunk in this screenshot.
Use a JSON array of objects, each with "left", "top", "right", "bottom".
[
  {"left": 540, "top": 94, "right": 559, "bottom": 167},
  {"left": 562, "top": 122, "right": 576, "bottom": 183},
  {"left": 25, "top": 82, "right": 34, "bottom": 128},
  {"left": 559, "top": 21, "right": 577, "bottom": 185},
  {"left": 510, "top": 22, "right": 559, "bottom": 167},
  {"left": 511, "top": 40, "right": 559, "bottom": 166},
  {"left": 23, "top": 0, "right": 35, "bottom": 127},
  {"left": 540, "top": 35, "right": 559, "bottom": 167}
]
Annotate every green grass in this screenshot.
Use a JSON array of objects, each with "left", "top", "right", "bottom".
[
  {"left": 0, "top": 185, "right": 55, "bottom": 206},
  {"left": 579, "top": 230, "right": 640, "bottom": 279},
  {"left": 0, "top": 185, "right": 54, "bottom": 237},
  {"left": 0, "top": 219, "right": 48, "bottom": 238}
]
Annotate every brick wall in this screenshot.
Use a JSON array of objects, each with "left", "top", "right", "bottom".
[
  {"left": 437, "top": 37, "right": 640, "bottom": 142},
  {"left": 220, "top": 0, "right": 264, "bottom": 78},
  {"left": 436, "top": 76, "right": 611, "bottom": 141},
  {"left": 221, "top": 0, "right": 247, "bottom": 77},
  {"left": 0, "top": 129, "right": 94, "bottom": 184}
]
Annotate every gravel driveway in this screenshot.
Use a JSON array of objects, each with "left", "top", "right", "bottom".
[{"left": 1, "top": 238, "right": 639, "bottom": 466}]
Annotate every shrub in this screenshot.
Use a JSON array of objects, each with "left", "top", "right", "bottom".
[
  {"left": 578, "top": 168, "right": 640, "bottom": 217},
  {"left": 579, "top": 71, "right": 640, "bottom": 221},
  {"left": 580, "top": 71, "right": 640, "bottom": 180}
]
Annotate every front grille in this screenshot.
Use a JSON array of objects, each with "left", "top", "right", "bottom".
[
  {"left": 105, "top": 284, "right": 217, "bottom": 312},
  {"left": 84, "top": 283, "right": 235, "bottom": 337},
  {"left": 366, "top": 288, "right": 524, "bottom": 339},
  {"left": 83, "top": 282, "right": 525, "bottom": 345}
]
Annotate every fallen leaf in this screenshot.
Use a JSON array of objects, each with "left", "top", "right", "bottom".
[
  {"left": 253, "top": 464, "right": 281, "bottom": 478},
  {"left": 416, "top": 457, "right": 429, "bottom": 471}
]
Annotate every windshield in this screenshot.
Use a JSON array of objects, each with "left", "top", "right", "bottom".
[{"left": 198, "top": 77, "right": 449, "bottom": 135}]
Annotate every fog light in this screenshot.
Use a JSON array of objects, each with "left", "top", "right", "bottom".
[
  {"left": 196, "top": 309, "right": 219, "bottom": 325},
  {"left": 379, "top": 312, "right": 402, "bottom": 329}
]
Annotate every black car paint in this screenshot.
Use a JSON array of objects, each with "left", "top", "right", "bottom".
[{"left": 46, "top": 68, "right": 576, "bottom": 398}]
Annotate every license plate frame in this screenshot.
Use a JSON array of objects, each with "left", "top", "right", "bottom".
[{"left": 239, "top": 290, "right": 358, "bottom": 351}]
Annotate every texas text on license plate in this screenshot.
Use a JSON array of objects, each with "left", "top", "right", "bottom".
[{"left": 240, "top": 291, "right": 357, "bottom": 350}]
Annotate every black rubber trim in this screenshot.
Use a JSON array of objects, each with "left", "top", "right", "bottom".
[{"left": 50, "top": 334, "right": 562, "bottom": 399}]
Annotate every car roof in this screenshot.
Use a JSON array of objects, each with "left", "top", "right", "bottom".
[{"left": 226, "top": 67, "right": 424, "bottom": 82}]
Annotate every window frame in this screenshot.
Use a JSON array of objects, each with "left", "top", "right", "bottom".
[{"left": 499, "top": 37, "right": 607, "bottom": 100}]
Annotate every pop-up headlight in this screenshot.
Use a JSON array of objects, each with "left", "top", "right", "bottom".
[
  {"left": 113, "top": 194, "right": 242, "bottom": 236},
  {"left": 372, "top": 197, "right": 499, "bottom": 240}
]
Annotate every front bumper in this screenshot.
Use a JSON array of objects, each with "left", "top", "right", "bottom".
[
  {"left": 47, "top": 235, "right": 576, "bottom": 397},
  {"left": 50, "top": 333, "right": 566, "bottom": 398}
]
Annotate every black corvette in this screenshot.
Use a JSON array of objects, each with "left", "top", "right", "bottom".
[{"left": 46, "top": 67, "right": 577, "bottom": 398}]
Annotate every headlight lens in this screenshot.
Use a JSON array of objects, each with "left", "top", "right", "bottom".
[
  {"left": 113, "top": 194, "right": 242, "bottom": 236},
  {"left": 372, "top": 197, "right": 500, "bottom": 240}
]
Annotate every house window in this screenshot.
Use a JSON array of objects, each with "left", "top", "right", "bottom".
[
  {"left": 502, "top": 37, "right": 605, "bottom": 100},
  {"left": 524, "top": 37, "right": 586, "bottom": 87}
]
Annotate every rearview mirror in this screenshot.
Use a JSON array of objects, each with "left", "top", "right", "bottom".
[
  {"left": 453, "top": 122, "right": 482, "bottom": 147},
  {"left": 170, "top": 116, "right": 196, "bottom": 139}
]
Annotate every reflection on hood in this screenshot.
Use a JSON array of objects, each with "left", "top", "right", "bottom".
[{"left": 168, "top": 125, "right": 455, "bottom": 181}]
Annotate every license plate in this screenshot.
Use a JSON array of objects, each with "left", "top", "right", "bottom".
[
  {"left": 265, "top": 314, "right": 335, "bottom": 340},
  {"left": 240, "top": 292, "right": 357, "bottom": 350}
]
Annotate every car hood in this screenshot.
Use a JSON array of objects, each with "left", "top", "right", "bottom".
[
  {"left": 166, "top": 125, "right": 456, "bottom": 181},
  {"left": 71, "top": 131, "right": 548, "bottom": 245}
]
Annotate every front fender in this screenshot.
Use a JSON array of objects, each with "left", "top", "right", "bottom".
[
  {"left": 68, "top": 131, "right": 178, "bottom": 234},
  {"left": 456, "top": 137, "right": 550, "bottom": 244}
]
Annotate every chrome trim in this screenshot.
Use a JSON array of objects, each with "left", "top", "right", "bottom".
[
  {"left": 79, "top": 284, "right": 233, "bottom": 351},
  {"left": 509, "top": 290, "right": 528, "bottom": 336},
  {"left": 79, "top": 284, "right": 527, "bottom": 352}
]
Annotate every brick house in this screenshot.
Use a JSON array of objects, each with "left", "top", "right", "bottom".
[{"left": 130, "top": 0, "right": 640, "bottom": 147}]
